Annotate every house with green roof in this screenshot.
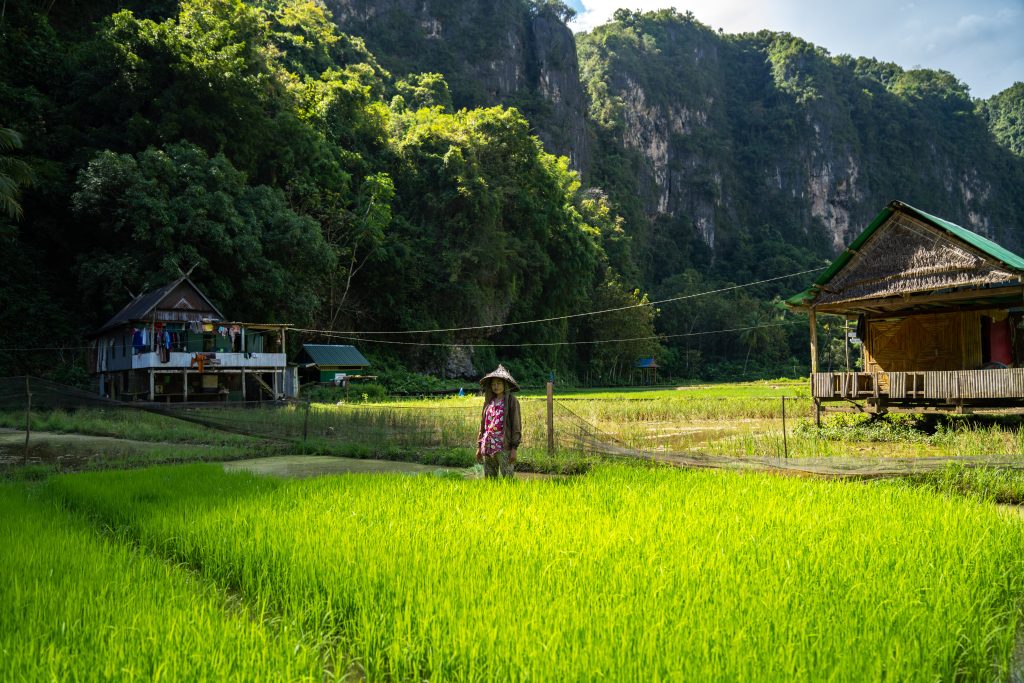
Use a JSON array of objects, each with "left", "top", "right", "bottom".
[
  {"left": 297, "top": 344, "right": 371, "bottom": 384},
  {"left": 787, "top": 200, "right": 1024, "bottom": 416}
]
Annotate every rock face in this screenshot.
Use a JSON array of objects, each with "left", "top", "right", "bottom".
[
  {"left": 580, "top": 16, "right": 1024, "bottom": 277},
  {"left": 326, "top": 3, "right": 1024, "bottom": 282},
  {"left": 325, "top": 0, "right": 590, "bottom": 174}
]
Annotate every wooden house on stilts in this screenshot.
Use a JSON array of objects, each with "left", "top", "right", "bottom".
[
  {"left": 787, "top": 200, "right": 1024, "bottom": 417},
  {"left": 88, "top": 276, "right": 296, "bottom": 402}
]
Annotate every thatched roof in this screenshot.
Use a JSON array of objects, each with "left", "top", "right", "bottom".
[{"left": 787, "top": 201, "right": 1024, "bottom": 315}]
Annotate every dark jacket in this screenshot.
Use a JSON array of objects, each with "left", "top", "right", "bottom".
[{"left": 477, "top": 392, "right": 522, "bottom": 451}]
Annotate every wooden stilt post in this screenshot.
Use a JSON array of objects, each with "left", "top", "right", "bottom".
[
  {"left": 23, "top": 377, "right": 31, "bottom": 465},
  {"left": 183, "top": 369, "right": 188, "bottom": 403},
  {"left": 809, "top": 309, "right": 818, "bottom": 375},
  {"left": 148, "top": 368, "right": 155, "bottom": 401},
  {"left": 546, "top": 378, "right": 554, "bottom": 454}
]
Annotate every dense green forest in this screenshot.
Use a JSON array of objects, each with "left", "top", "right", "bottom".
[{"left": 2, "top": 1, "right": 1022, "bottom": 386}]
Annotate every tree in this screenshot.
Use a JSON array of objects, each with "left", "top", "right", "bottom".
[
  {"left": 583, "top": 269, "right": 661, "bottom": 382},
  {"left": 394, "top": 72, "right": 453, "bottom": 112},
  {"left": 738, "top": 299, "right": 788, "bottom": 374},
  {"left": 980, "top": 82, "right": 1024, "bottom": 157},
  {"left": 320, "top": 172, "right": 395, "bottom": 328},
  {"left": 529, "top": 1, "right": 576, "bottom": 23},
  {"left": 71, "top": 142, "right": 333, "bottom": 325},
  {"left": 0, "top": 127, "right": 33, "bottom": 220}
]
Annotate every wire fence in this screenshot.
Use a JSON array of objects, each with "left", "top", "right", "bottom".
[{"left": 3, "top": 376, "right": 1024, "bottom": 478}]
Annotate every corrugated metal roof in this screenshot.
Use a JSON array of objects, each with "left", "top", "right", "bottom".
[
  {"left": 299, "top": 344, "right": 371, "bottom": 367},
  {"left": 786, "top": 201, "right": 1024, "bottom": 309},
  {"left": 93, "top": 276, "right": 225, "bottom": 336}
]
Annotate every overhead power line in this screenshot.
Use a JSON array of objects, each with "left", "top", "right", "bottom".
[
  {"left": 0, "top": 267, "right": 825, "bottom": 353},
  {"left": 290, "top": 266, "right": 825, "bottom": 338},
  {"left": 304, "top": 320, "right": 805, "bottom": 348}
]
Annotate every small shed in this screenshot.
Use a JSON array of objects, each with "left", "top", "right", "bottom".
[
  {"left": 297, "top": 344, "right": 371, "bottom": 383},
  {"left": 786, "top": 200, "right": 1024, "bottom": 415},
  {"left": 633, "top": 357, "right": 659, "bottom": 385}
]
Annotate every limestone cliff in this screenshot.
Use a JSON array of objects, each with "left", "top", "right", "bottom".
[
  {"left": 325, "top": 0, "right": 590, "bottom": 173},
  {"left": 324, "top": 3, "right": 1024, "bottom": 289},
  {"left": 579, "top": 13, "right": 1024, "bottom": 285}
]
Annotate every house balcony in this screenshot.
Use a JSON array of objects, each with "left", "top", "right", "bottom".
[
  {"left": 811, "top": 369, "right": 1024, "bottom": 412},
  {"left": 104, "top": 351, "right": 287, "bottom": 372}
]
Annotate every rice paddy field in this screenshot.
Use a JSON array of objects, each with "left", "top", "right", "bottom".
[
  {"left": 5, "top": 380, "right": 1024, "bottom": 679},
  {"left": 3, "top": 464, "right": 1024, "bottom": 680}
]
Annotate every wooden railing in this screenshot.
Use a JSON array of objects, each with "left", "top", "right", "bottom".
[{"left": 812, "top": 368, "right": 1024, "bottom": 403}]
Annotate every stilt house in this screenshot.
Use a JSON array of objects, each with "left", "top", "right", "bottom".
[
  {"left": 88, "top": 276, "right": 295, "bottom": 402},
  {"left": 787, "top": 200, "right": 1024, "bottom": 415}
]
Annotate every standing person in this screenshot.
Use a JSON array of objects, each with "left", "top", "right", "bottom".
[{"left": 476, "top": 364, "right": 522, "bottom": 479}]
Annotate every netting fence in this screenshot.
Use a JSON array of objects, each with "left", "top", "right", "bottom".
[{"left": 3, "top": 376, "right": 1024, "bottom": 478}]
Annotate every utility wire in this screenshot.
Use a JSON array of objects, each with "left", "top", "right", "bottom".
[
  {"left": 305, "top": 320, "right": 804, "bottom": 348},
  {"left": 0, "top": 267, "right": 825, "bottom": 353},
  {"left": 290, "top": 266, "right": 825, "bottom": 337}
]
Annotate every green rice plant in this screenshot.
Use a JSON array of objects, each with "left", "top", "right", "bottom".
[
  {"left": 902, "top": 463, "right": 1024, "bottom": 504},
  {"left": 0, "top": 482, "right": 327, "bottom": 681},
  {"left": 42, "top": 464, "right": 1024, "bottom": 681},
  {"left": 0, "top": 407, "right": 256, "bottom": 446}
]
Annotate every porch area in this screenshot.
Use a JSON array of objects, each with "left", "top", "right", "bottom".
[{"left": 812, "top": 368, "right": 1024, "bottom": 413}]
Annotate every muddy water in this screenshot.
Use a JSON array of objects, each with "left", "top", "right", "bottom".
[{"left": 0, "top": 428, "right": 173, "bottom": 468}]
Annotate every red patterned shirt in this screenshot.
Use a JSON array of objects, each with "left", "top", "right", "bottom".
[{"left": 481, "top": 397, "right": 506, "bottom": 456}]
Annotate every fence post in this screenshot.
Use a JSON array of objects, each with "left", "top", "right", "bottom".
[
  {"left": 24, "top": 377, "right": 32, "bottom": 465},
  {"left": 546, "top": 379, "right": 554, "bottom": 454},
  {"left": 302, "top": 400, "right": 310, "bottom": 445},
  {"left": 781, "top": 396, "right": 788, "bottom": 459}
]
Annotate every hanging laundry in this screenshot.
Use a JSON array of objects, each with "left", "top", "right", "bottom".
[{"left": 132, "top": 328, "right": 145, "bottom": 354}]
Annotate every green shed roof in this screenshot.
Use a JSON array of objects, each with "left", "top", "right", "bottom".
[
  {"left": 786, "top": 200, "right": 1024, "bottom": 309},
  {"left": 299, "top": 344, "right": 371, "bottom": 367}
]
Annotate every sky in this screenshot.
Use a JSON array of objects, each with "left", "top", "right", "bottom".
[{"left": 565, "top": 0, "right": 1024, "bottom": 99}]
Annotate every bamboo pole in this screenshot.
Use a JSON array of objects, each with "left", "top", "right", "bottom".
[
  {"left": 23, "top": 377, "right": 31, "bottom": 465},
  {"left": 303, "top": 400, "right": 310, "bottom": 444},
  {"left": 844, "top": 318, "right": 850, "bottom": 371},
  {"left": 546, "top": 380, "right": 554, "bottom": 454},
  {"left": 781, "top": 396, "right": 788, "bottom": 459}
]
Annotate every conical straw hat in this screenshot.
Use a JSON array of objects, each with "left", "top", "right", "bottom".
[{"left": 479, "top": 364, "right": 519, "bottom": 392}]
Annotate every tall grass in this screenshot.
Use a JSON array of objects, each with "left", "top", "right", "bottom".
[
  {"left": 0, "top": 407, "right": 255, "bottom": 446},
  {"left": 43, "top": 464, "right": 1024, "bottom": 681},
  {"left": 0, "top": 483, "right": 326, "bottom": 680}
]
